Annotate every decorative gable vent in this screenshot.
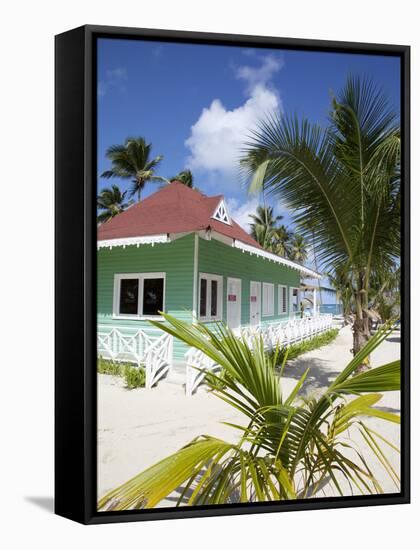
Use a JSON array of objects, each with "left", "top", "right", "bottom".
[{"left": 212, "top": 199, "right": 231, "bottom": 225}]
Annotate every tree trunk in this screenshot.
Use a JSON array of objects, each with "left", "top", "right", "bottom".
[{"left": 352, "top": 292, "right": 371, "bottom": 373}]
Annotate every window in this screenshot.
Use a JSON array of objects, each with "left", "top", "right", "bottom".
[
  {"left": 113, "top": 273, "right": 165, "bottom": 318},
  {"left": 290, "top": 287, "right": 300, "bottom": 313},
  {"left": 119, "top": 278, "right": 139, "bottom": 315},
  {"left": 199, "top": 279, "right": 207, "bottom": 317},
  {"left": 143, "top": 278, "right": 164, "bottom": 316},
  {"left": 199, "top": 273, "right": 223, "bottom": 320},
  {"left": 262, "top": 283, "right": 274, "bottom": 317},
  {"left": 212, "top": 199, "right": 231, "bottom": 225},
  {"left": 278, "top": 285, "right": 288, "bottom": 314}
]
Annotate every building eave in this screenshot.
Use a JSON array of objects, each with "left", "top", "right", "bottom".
[
  {"left": 233, "top": 239, "right": 322, "bottom": 279},
  {"left": 97, "top": 234, "right": 170, "bottom": 249}
]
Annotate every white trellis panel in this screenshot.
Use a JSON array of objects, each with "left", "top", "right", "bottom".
[
  {"left": 97, "top": 327, "right": 173, "bottom": 389},
  {"left": 183, "top": 314, "right": 333, "bottom": 396}
]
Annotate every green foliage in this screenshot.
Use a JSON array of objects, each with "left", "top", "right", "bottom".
[
  {"left": 273, "top": 328, "right": 339, "bottom": 365},
  {"left": 170, "top": 169, "right": 194, "bottom": 188},
  {"left": 123, "top": 365, "right": 146, "bottom": 389},
  {"left": 97, "top": 357, "right": 145, "bottom": 389},
  {"left": 242, "top": 76, "right": 401, "bottom": 353},
  {"left": 101, "top": 136, "right": 167, "bottom": 201},
  {"left": 97, "top": 185, "right": 132, "bottom": 224},
  {"left": 97, "top": 356, "right": 124, "bottom": 376},
  {"left": 99, "top": 315, "right": 400, "bottom": 510}
]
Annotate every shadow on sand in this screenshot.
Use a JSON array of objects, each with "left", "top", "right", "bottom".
[{"left": 282, "top": 357, "right": 342, "bottom": 394}]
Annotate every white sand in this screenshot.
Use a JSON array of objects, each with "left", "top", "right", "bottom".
[{"left": 97, "top": 325, "right": 401, "bottom": 504}]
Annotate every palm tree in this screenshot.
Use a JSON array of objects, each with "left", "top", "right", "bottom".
[
  {"left": 98, "top": 314, "right": 400, "bottom": 510},
  {"left": 97, "top": 185, "right": 131, "bottom": 224},
  {"left": 242, "top": 76, "right": 400, "bottom": 360},
  {"left": 288, "top": 234, "right": 308, "bottom": 264},
  {"left": 101, "top": 137, "right": 167, "bottom": 202},
  {"left": 249, "top": 205, "right": 283, "bottom": 251},
  {"left": 273, "top": 224, "right": 293, "bottom": 257},
  {"left": 328, "top": 265, "right": 354, "bottom": 319},
  {"left": 170, "top": 169, "right": 194, "bottom": 188}
]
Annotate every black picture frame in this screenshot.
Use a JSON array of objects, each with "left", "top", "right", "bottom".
[{"left": 55, "top": 24, "right": 410, "bottom": 525}]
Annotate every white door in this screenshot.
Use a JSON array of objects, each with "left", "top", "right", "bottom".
[
  {"left": 227, "top": 278, "right": 241, "bottom": 331},
  {"left": 250, "top": 281, "right": 261, "bottom": 326}
]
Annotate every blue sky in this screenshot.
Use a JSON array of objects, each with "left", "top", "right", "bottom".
[{"left": 97, "top": 37, "right": 400, "bottom": 237}]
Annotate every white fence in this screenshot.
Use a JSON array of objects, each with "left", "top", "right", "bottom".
[
  {"left": 185, "top": 315, "right": 333, "bottom": 396},
  {"left": 98, "top": 315, "right": 333, "bottom": 396},
  {"left": 97, "top": 326, "right": 172, "bottom": 390}
]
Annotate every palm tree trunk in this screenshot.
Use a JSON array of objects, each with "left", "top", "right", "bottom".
[{"left": 352, "top": 290, "right": 371, "bottom": 372}]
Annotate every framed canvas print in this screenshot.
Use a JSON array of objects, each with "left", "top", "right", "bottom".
[{"left": 55, "top": 25, "right": 410, "bottom": 524}]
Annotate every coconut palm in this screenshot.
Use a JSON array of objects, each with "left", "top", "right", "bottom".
[
  {"left": 289, "top": 234, "right": 308, "bottom": 264},
  {"left": 273, "top": 224, "right": 293, "bottom": 257},
  {"left": 328, "top": 265, "right": 354, "bottom": 319},
  {"left": 242, "top": 76, "right": 400, "bottom": 359},
  {"left": 97, "top": 185, "right": 131, "bottom": 224},
  {"left": 249, "top": 206, "right": 283, "bottom": 252},
  {"left": 98, "top": 314, "right": 400, "bottom": 510},
  {"left": 101, "top": 137, "right": 167, "bottom": 202},
  {"left": 170, "top": 169, "right": 194, "bottom": 188}
]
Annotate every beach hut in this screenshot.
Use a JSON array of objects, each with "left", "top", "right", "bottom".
[{"left": 97, "top": 182, "right": 330, "bottom": 391}]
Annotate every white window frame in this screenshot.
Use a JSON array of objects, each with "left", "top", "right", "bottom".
[
  {"left": 199, "top": 272, "right": 223, "bottom": 321},
  {"left": 211, "top": 199, "right": 231, "bottom": 225},
  {"left": 262, "top": 282, "right": 275, "bottom": 317},
  {"left": 112, "top": 272, "right": 166, "bottom": 320},
  {"left": 278, "top": 284, "right": 288, "bottom": 315}
]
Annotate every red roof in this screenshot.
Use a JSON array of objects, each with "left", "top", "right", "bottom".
[{"left": 98, "top": 182, "right": 261, "bottom": 248}]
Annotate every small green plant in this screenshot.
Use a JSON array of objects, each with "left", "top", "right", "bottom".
[
  {"left": 205, "top": 367, "right": 232, "bottom": 391},
  {"left": 97, "top": 356, "right": 124, "bottom": 376},
  {"left": 123, "top": 365, "right": 146, "bottom": 389},
  {"left": 99, "top": 316, "right": 400, "bottom": 510},
  {"left": 274, "top": 328, "right": 339, "bottom": 366},
  {"left": 97, "top": 356, "right": 146, "bottom": 389}
]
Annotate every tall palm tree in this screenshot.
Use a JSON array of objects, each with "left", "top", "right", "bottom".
[
  {"left": 101, "top": 137, "right": 167, "bottom": 202},
  {"left": 170, "top": 169, "right": 194, "bottom": 188},
  {"left": 288, "top": 234, "right": 308, "bottom": 264},
  {"left": 249, "top": 205, "right": 283, "bottom": 251},
  {"left": 97, "top": 185, "right": 131, "bottom": 224},
  {"left": 242, "top": 76, "right": 400, "bottom": 360},
  {"left": 273, "top": 224, "right": 293, "bottom": 257}
]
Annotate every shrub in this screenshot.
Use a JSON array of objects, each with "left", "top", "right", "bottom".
[
  {"left": 274, "top": 328, "right": 339, "bottom": 366},
  {"left": 97, "top": 356, "right": 146, "bottom": 389},
  {"left": 97, "top": 356, "right": 123, "bottom": 376},
  {"left": 99, "top": 316, "right": 400, "bottom": 510},
  {"left": 123, "top": 365, "right": 146, "bottom": 389}
]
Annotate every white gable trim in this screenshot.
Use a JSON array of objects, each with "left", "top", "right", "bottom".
[
  {"left": 211, "top": 198, "right": 231, "bottom": 225},
  {"left": 97, "top": 234, "right": 169, "bottom": 249},
  {"left": 233, "top": 239, "right": 321, "bottom": 279}
]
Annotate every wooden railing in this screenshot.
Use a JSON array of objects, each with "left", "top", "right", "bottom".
[
  {"left": 97, "top": 326, "right": 172, "bottom": 390},
  {"left": 185, "top": 315, "right": 333, "bottom": 396}
]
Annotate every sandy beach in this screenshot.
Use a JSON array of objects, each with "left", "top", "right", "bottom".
[{"left": 97, "top": 325, "right": 401, "bottom": 504}]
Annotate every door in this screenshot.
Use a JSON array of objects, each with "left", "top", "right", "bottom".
[
  {"left": 227, "top": 278, "right": 241, "bottom": 331},
  {"left": 250, "top": 281, "right": 261, "bottom": 326}
]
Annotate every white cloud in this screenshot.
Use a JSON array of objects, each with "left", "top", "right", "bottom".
[
  {"left": 235, "top": 54, "right": 284, "bottom": 93},
  {"left": 98, "top": 67, "right": 127, "bottom": 98},
  {"left": 185, "top": 54, "right": 283, "bottom": 178},
  {"left": 226, "top": 196, "right": 260, "bottom": 233}
]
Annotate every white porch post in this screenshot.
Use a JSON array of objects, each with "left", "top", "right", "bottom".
[{"left": 313, "top": 288, "right": 318, "bottom": 317}]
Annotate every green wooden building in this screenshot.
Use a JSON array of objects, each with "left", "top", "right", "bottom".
[{"left": 97, "top": 182, "right": 321, "bottom": 371}]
